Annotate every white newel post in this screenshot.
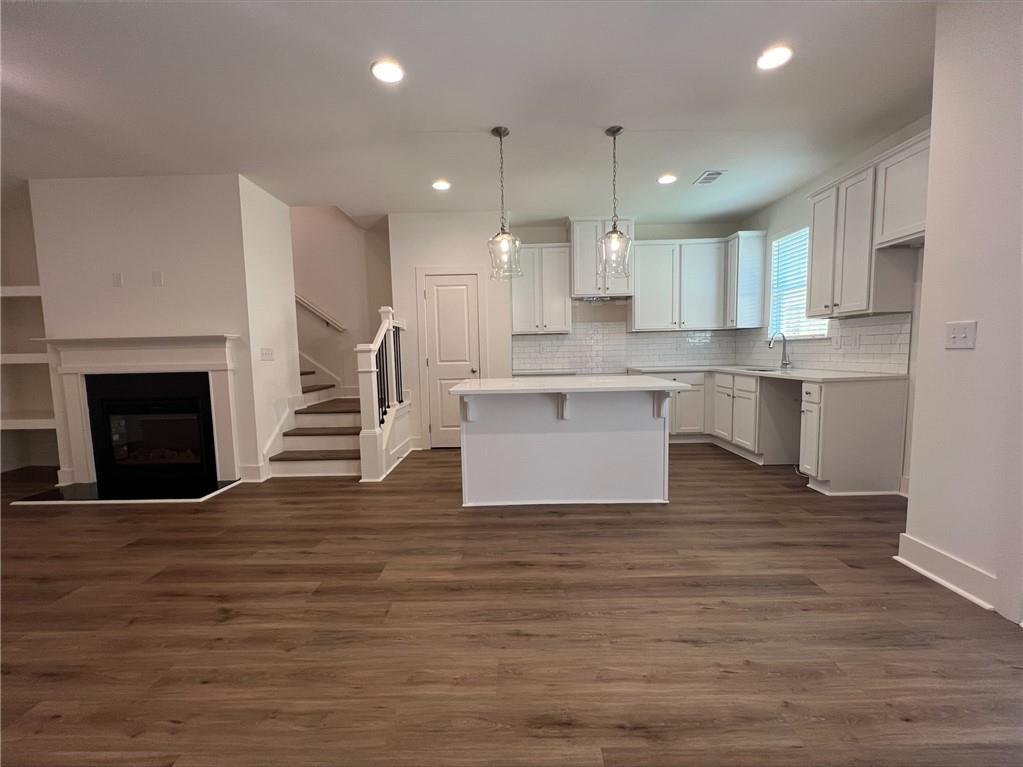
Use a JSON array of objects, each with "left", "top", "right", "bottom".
[{"left": 355, "top": 341, "right": 383, "bottom": 480}]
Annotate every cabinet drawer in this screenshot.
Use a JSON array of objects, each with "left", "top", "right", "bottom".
[
  {"left": 714, "top": 373, "right": 734, "bottom": 390},
  {"left": 671, "top": 372, "right": 705, "bottom": 385},
  {"left": 801, "top": 382, "right": 822, "bottom": 404},
  {"left": 734, "top": 375, "right": 757, "bottom": 393}
]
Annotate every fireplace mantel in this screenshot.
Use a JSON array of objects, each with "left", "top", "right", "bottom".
[{"left": 43, "top": 335, "right": 243, "bottom": 486}]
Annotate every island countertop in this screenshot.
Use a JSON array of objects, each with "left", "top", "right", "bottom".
[{"left": 450, "top": 374, "right": 689, "bottom": 396}]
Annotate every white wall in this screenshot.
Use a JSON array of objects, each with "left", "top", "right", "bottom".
[
  {"left": 29, "top": 174, "right": 301, "bottom": 479},
  {"left": 900, "top": 1, "right": 1023, "bottom": 623},
  {"left": 239, "top": 176, "right": 301, "bottom": 465},
  {"left": 290, "top": 206, "right": 392, "bottom": 390},
  {"left": 388, "top": 211, "right": 511, "bottom": 446}
]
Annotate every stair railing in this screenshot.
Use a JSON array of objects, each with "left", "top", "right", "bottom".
[{"left": 355, "top": 306, "right": 408, "bottom": 480}]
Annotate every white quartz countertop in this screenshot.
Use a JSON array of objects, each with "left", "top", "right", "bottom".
[
  {"left": 626, "top": 365, "right": 907, "bottom": 383},
  {"left": 451, "top": 374, "right": 689, "bottom": 395}
]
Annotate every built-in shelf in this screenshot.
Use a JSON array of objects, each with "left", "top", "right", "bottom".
[
  {"left": 1, "top": 353, "right": 49, "bottom": 365},
  {"left": 1, "top": 285, "right": 42, "bottom": 297},
  {"left": 1, "top": 411, "right": 57, "bottom": 430}
]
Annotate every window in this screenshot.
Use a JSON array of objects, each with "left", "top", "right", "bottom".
[{"left": 769, "top": 227, "right": 828, "bottom": 338}]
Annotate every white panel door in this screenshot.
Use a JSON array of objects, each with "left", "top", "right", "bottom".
[
  {"left": 571, "top": 219, "right": 603, "bottom": 297},
  {"left": 731, "top": 390, "right": 757, "bottom": 451},
  {"left": 799, "top": 402, "right": 821, "bottom": 476},
  {"left": 833, "top": 168, "right": 875, "bottom": 315},
  {"left": 511, "top": 247, "right": 539, "bottom": 334},
  {"left": 712, "top": 388, "right": 733, "bottom": 440},
  {"left": 672, "top": 386, "right": 705, "bottom": 434},
  {"left": 540, "top": 246, "right": 571, "bottom": 332},
  {"left": 681, "top": 241, "right": 726, "bottom": 329},
  {"left": 807, "top": 188, "right": 837, "bottom": 317},
  {"left": 602, "top": 218, "right": 634, "bottom": 296},
  {"left": 631, "top": 242, "right": 679, "bottom": 330},
  {"left": 424, "top": 274, "right": 480, "bottom": 448},
  {"left": 725, "top": 235, "right": 739, "bottom": 327}
]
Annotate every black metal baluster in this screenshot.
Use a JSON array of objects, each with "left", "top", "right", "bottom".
[{"left": 393, "top": 327, "right": 403, "bottom": 404}]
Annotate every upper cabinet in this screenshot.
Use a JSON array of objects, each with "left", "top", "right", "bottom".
[
  {"left": 725, "top": 231, "right": 766, "bottom": 328},
  {"left": 628, "top": 233, "right": 764, "bottom": 332},
  {"left": 873, "top": 134, "right": 929, "bottom": 247},
  {"left": 511, "top": 243, "right": 572, "bottom": 335},
  {"left": 806, "top": 131, "right": 926, "bottom": 319},
  {"left": 570, "top": 217, "right": 635, "bottom": 298}
]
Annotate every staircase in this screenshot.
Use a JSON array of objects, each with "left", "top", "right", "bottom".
[{"left": 268, "top": 370, "right": 362, "bottom": 477}]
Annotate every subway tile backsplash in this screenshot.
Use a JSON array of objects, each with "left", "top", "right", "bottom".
[{"left": 512, "top": 313, "right": 912, "bottom": 375}]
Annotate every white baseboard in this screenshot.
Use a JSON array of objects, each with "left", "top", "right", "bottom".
[
  {"left": 807, "top": 477, "right": 904, "bottom": 497},
  {"left": 463, "top": 497, "right": 669, "bottom": 507},
  {"left": 895, "top": 533, "right": 997, "bottom": 611},
  {"left": 239, "top": 462, "right": 271, "bottom": 482}
]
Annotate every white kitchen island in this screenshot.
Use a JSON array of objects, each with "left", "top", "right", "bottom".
[{"left": 449, "top": 375, "right": 688, "bottom": 507}]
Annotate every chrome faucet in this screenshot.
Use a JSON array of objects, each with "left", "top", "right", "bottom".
[{"left": 768, "top": 331, "right": 792, "bottom": 368}]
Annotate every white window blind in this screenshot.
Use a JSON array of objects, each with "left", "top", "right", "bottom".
[{"left": 769, "top": 227, "right": 829, "bottom": 338}]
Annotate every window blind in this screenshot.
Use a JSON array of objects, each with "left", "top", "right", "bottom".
[{"left": 769, "top": 227, "right": 829, "bottom": 338}]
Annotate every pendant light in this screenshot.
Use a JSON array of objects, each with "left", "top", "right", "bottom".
[
  {"left": 597, "top": 126, "right": 632, "bottom": 279},
  {"left": 487, "top": 126, "right": 523, "bottom": 280}
]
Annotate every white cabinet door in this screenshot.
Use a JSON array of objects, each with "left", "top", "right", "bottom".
[
  {"left": 540, "top": 246, "right": 571, "bottom": 332},
  {"left": 833, "top": 168, "right": 875, "bottom": 316},
  {"left": 631, "top": 242, "right": 679, "bottom": 331},
  {"left": 673, "top": 386, "right": 705, "bottom": 434},
  {"left": 799, "top": 402, "right": 821, "bottom": 476},
  {"left": 731, "top": 390, "right": 757, "bottom": 451},
  {"left": 571, "top": 220, "right": 603, "bottom": 297},
  {"left": 681, "top": 241, "right": 726, "bottom": 329},
  {"left": 602, "top": 218, "right": 634, "bottom": 296},
  {"left": 511, "top": 247, "right": 539, "bottom": 333},
  {"left": 712, "top": 388, "right": 733, "bottom": 440},
  {"left": 874, "top": 137, "right": 929, "bottom": 247},
  {"left": 734, "top": 231, "right": 766, "bottom": 328},
  {"left": 807, "top": 188, "right": 837, "bottom": 317},
  {"left": 725, "top": 235, "right": 739, "bottom": 328}
]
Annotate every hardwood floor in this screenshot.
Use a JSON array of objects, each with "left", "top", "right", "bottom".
[{"left": 2, "top": 445, "right": 1020, "bottom": 766}]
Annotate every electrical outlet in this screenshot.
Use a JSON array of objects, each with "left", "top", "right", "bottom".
[
  {"left": 831, "top": 335, "right": 842, "bottom": 350},
  {"left": 112, "top": 271, "right": 124, "bottom": 288},
  {"left": 842, "top": 334, "right": 859, "bottom": 349},
  {"left": 260, "top": 347, "right": 274, "bottom": 361},
  {"left": 152, "top": 270, "right": 164, "bottom": 287},
  {"left": 945, "top": 320, "right": 977, "bottom": 349}
]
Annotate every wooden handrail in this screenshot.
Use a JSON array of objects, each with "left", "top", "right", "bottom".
[{"left": 295, "top": 294, "right": 346, "bottom": 334}]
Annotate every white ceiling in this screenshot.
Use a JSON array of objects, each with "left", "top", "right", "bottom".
[{"left": 2, "top": 1, "right": 936, "bottom": 226}]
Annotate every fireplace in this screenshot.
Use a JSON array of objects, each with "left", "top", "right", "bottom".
[{"left": 85, "top": 372, "right": 219, "bottom": 498}]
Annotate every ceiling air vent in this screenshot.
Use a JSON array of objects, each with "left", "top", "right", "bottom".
[{"left": 693, "top": 170, "right": 726, "bottom": 185}]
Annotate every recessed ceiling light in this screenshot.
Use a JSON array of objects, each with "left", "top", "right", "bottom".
[
  {"left": 757, "top": 45, "right": 793, "bottom": 70},
  {"left": 657, "top": 174, "right": 678, "bottom": 185},
  {"left": 432, "top": 179, "right": 451, "bottom": 191},
  {"left": 371, "top": 58, "right": 404, "bottom": 83}
]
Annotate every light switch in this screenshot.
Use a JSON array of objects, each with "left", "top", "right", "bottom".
[
  {"left": 945, "top": 320, "right": 977, "bottom": 349},
  {"left": 260, "top": 347, "right": 275, "bottom": 361},
  {"left": 152, "top": 270, "right": 164, "bottom": 287},
  {"left": 112, "top": 271, "right": 124, "bottom": 288}
]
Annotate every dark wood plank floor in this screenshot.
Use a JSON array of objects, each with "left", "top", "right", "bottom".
[{"left": 3, "top": 445, "right": 1021, "bottom": 766}]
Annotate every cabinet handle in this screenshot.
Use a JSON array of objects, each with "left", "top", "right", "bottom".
[
  {"left": 824, "top": 304, "right": 830, "bottom": 309},
  {"left": 834, "top": 302, "right": 840, "bottom": 307},
  {"left": 543, "top": 324, "right": 547, "bottom": 328}
]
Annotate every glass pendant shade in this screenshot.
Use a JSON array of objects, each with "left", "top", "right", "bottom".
[
  {"left": 597, "top": 225, "right": 632, "bottom": 279},
  {"left": 488, "top": 229, "right": 523, "bottom": 279}
]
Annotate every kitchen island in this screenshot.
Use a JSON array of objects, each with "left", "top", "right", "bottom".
[{"left": 449, "top": 375, "right": 687, "bottom": 507}]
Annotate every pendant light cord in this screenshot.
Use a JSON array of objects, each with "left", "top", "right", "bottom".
[
  {"left": 498, "top": 133, "right": 507, "bottom": 233},
  {"left": 611, "top": 133, "right": 619, "bottom": 229}
]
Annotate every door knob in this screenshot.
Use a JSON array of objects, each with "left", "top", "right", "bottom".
[{"left": 470, "top": 368, "right": 478, "bottom": 374}]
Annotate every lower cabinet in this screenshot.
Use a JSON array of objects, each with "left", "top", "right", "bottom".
[
  {"left": 712, "top": 387, "right": 733, "bottom": 441},
  {"left": 799, "top": 402, "right": 821, "bottom": 476},
  {"left": 731, "top": 389, "right": 757, "bottom": 451},
  {"left": 672, "top": 386, "right": 705, "bottom": 434}
]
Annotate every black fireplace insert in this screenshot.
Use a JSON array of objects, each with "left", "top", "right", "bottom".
[{"left": 85, "top": 372, "right": 219, "bottom": 499}]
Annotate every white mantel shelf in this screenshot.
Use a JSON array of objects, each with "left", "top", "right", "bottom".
[
  {"left": 35, "top": 335, "right": 241, "bottom": 345},
  {"left": 451, "top": 374, "right": 688, "bottom": 396}
]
